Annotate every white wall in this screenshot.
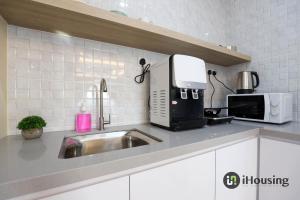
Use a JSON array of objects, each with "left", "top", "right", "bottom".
[
  {"left": 81, "top": 0, "right": 230, "bottom": 45},
  {"left": 226, "top": 0, "right": 300, "bottom": 120},
  {"left": 7, "top": 0, "right": 232, "bottom": 135}
]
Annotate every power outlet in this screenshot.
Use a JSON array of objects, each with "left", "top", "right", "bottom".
[{"left": 139, "top": 58, "right": 146, "bottom": 66}]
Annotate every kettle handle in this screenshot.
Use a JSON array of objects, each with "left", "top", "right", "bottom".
[{"left": 251, "top": 72, "right": 260, "bottom": 89}]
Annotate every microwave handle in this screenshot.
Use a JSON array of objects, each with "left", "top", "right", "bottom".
[{"left": 264, "top": 94, "right": 270, "bottom": 121}]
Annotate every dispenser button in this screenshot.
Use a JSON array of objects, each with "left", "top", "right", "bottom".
[
  {"left": 180, "top": 88, "right": 188, "bottom": 99},
  {"left": 192, "top": 89, "right": 199, "bottom": 99}
]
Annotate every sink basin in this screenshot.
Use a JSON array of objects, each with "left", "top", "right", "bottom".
[{"left": 58, "top": 129, "right": 162, "bottom": 159}]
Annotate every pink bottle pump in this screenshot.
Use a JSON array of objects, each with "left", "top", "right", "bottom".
[{"left": 75, "top": 103, "right": 92, "bottom": 133}]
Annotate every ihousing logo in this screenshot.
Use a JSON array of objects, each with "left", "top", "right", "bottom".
[
  {"left": 223, "top": 172, "right": 289, "bottom": 189},
  {"left": 223, "top": 172, "right": 240, "bottom": 189}
]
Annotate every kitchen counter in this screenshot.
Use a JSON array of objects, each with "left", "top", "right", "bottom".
[
  {"left": 234, "top": 120, "right": 300, "bottom": 144},
  {"left": 0, "top": 121, "right": 299, "bottom": 199},
  {"left": 233, "top": 120, "right": 300, "bottom": 135}
]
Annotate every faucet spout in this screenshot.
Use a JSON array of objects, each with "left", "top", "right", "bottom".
[
  {"left": 100, "top": 79, "right": 107, "bottom": 92},
  {"left": 98, "top": 78, "right": 110, "bottom": 130}
]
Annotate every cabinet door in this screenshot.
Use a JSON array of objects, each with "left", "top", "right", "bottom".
[
  {"left": 216, "top": 138, "right": 257, "bottom": 200},
  {"left": 41, "top": 177, "right": 129, "bottom": 200},
  {"left": 259, "top": 138, "right": 300, "bottom": 200},
  {"left": 130, "top": 151, "right": 215, "bottom": 200}
]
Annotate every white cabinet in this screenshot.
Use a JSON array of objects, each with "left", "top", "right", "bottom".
[
  {"left": 259, "top": 138, "right": 300, "bottom": 200},
  {"left": 216, "top": 138, "right": 258, "bottom": 200},
  {"left": 130, "top": 151, "right": 215, "bottom": 200},
  {"left": 41, "top": 177, "right": 129, "bottom": 200},
  {"left": 11, "top": 137, "right": 263, "bottom": 200}
]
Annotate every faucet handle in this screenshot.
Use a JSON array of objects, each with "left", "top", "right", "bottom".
[{"left": 104, "top": 114, "right": 111, "bottom": 125}]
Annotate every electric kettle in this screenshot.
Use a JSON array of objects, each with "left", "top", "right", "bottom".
[{"left": 236, "top": 71, "right": 259, "bottom": 94}]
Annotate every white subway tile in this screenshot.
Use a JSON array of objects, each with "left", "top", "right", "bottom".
[
  {"left": 29, "top": 80, "right": 41, "bottom": 90},
  {"left": 14, "top": 38, "right": 29, "bottom": 48},
  {"left": 16, "top": 89, "right": 29, "bottom": 99},
  {"left": 16, "top": 48, "right": 29, "bottom": 59},
  {"left": 29, "top": 50, "right": 42, "bottom": 60},
  {"left": 51, "top": 81, "right": 64, "bottom": 90},
  {"left": 30, "top": 40, "right": 42, "bottom": 50},
  {"left": 29, "top": 90, "right": 41, "bottom": 99},
  {"left": 16, "top": 79, "right": 29, "bottom": 89},
  {"left": 52, "top": 90, "right": 64, "bottom": 99}
]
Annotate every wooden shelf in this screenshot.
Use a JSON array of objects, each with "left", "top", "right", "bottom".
[{"left": 0, "top": 0, "right": 251, "bottom": 66}]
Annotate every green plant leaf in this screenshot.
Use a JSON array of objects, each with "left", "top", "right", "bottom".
[{"left": 17, "top": 116, "right": 47, "bottom": 130}]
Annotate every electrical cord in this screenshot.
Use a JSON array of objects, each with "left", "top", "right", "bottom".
[
  {"left": 213, "top": 74, "right": 236, "bottom": 94},
  {"left": 134, "top": 58, "right": 151, "bottom": 84},
  {"left": 134, "top": 58, "right": 151, "bottom": 109},
  {"left": 208, "top": 74, "right": 215, "bottom": 108}
]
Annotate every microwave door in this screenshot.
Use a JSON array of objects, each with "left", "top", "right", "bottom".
[{"left": 228, "top": 95, "right": 266, "bottom": 120}]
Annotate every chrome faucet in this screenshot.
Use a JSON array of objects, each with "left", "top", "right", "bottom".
[{"left": 98, "top": 78, "right": 110, "bottom": 130}]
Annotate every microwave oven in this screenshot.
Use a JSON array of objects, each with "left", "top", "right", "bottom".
[{"left": 227, "top": 93, "right": 293, "bottom": 124}]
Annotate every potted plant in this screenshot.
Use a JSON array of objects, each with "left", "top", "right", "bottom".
[{"left": 17, "top": 116, "right": 47, "bottom": 140}]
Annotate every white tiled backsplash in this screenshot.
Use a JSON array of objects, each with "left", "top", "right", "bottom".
[
  {"left": 7, "top": 0, "right": 233, "bottom": 135},
  {"left": 7, "top": 26, "right": 230, "bottom": 135},
  {"left": 8, "top": 0, "right": 299, "bottom": 134}
]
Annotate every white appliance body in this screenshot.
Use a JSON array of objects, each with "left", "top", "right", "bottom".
[
  {"left": 172, "top": 55, "right": 207, "bottom": 89},
  {"left": 227, "top": 93, "right": 293, "bottom": 124},
  {"left": 150, "top": 58, "right": 170, "bottom": 128}
]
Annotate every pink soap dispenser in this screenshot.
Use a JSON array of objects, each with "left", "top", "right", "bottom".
[{"left": 75, "top": 103, "right": 92, "bottom": 133}]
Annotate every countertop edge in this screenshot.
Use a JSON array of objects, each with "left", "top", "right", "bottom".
[{"left": 260, "top": 128, "right": 300, "bottom": 145}]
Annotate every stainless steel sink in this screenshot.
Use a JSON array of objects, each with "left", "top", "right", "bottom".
[{"left": 58, "top": 129, "right": 162, "bottom": 159}]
